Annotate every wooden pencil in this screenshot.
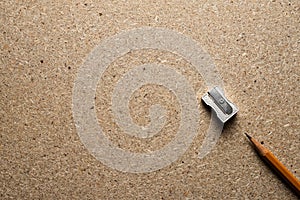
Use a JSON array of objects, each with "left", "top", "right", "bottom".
[{"left": 245, "top": 133, "right": 300, "bottom": 196}]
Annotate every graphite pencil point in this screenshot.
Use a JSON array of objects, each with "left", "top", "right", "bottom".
[{"left": 244, "top": 132, "right": 252, "bottom": 140}]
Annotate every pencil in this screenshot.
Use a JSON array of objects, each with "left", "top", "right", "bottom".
[{"left": 245, "top": 133, "right": 300, "bottom": 196}]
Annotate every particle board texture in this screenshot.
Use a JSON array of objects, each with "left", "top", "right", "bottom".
[{"left": 1, "top": 1, "right": 299, "bottom": 199}]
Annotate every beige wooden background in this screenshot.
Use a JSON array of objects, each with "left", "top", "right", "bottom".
[{"left": 1, "top": 1, "right": 299, "bottom": 199}]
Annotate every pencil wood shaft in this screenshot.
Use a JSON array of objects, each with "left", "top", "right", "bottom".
[{"left": 246, "top": 133, "right": 300, "bottom": 196}]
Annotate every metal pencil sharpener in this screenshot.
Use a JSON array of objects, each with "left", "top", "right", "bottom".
[{"left": 202, "top": 86, "right": 238, "bottom": 123}]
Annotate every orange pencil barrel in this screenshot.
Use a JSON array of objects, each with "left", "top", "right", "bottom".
[
  {"left": 245, "top": 133, "right": 300, "bottom": 196},
  {"left": 264, "top": 151, "right": 300, "bottom": 195}
]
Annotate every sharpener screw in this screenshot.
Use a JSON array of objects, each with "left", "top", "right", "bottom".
[{"left": 219, "top": 98, "right": 225, "bottom": 104}]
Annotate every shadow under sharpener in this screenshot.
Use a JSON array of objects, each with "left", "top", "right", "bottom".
[{"left": 202, "top": 86, "right": 238, "bottom": 123}]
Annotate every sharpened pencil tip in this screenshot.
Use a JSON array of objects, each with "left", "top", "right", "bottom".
[{"left": 244, "top": 133, "right": 252, "bottom": 140}]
